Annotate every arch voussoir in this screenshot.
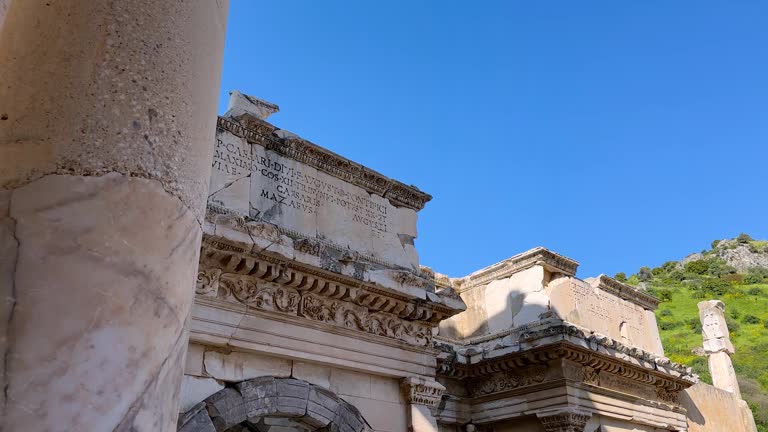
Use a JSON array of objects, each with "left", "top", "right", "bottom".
[{"left": 178, "top": 376, "right": 372, "bottom": 432}]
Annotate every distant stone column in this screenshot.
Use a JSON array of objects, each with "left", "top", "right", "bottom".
[
  {"left": 0, "top": 1, "right": 228, "bottom": 431},
  {"left": 401, "top": 377, "right": 446, "bottom": 432},
  {"left": 698, "top": 300, "right": 742, "bottom": 398}
]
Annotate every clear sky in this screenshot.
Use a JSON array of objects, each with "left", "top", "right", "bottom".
[{"left": 218, "top": 1, "right": 767, "bottom": 278}]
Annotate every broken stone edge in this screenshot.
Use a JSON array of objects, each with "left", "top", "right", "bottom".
[{"left": 217, "top": 116, "right": 431, "bottom": 211}]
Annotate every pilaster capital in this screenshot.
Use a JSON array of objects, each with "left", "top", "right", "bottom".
[
  {"left": 400, "top": 376, "right": 446, "bottom": 407},
  {"left": 536, "top": 409, "right": 592, "bottom": 432}
]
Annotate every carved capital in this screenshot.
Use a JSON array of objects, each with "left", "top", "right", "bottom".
[
  {"left": 401, "top": 377, "right": 445, "bottom": 407},
  {"left": 536, "top": 410, "right": 591, "bottom": 432}
]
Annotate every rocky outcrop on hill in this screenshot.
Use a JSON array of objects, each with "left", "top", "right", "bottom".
[
  {"left": 677, "top": 238, "right": 768, "bottom": 273},
  {"left": 709, "top": 239, "right": 768, "bottom": 272}
]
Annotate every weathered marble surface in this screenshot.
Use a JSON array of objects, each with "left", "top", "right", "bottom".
[
  {"left": 3, "top": 174, "right": 202, "bottom": 431},
  {"left": 698, "top": 300, "right": 735, "bottom": 354},
  {"left": 438, "top": 250, "right": 663, "bottom": 356},
  {"left": 682, "top": 382, "right": 758, "bottom": 432},
  {"left": 209, "top": 101, "right": 422, "bottom": 270}
]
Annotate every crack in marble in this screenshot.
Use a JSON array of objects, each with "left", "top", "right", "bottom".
[
  {"left": 112, "top": 326, "right": 187, "bottom": 432},
  {"left": 2, "top": 189, "right": 19, "bottom": 419}
]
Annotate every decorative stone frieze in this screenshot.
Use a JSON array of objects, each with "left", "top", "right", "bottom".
[
  {"left": 467, "top": 365, "right": 547, "bottom": 397},
  {"left": 197, "top": 260, "right": 435, "bottom": 346},
  {"left": 401, "top": 377, "right": 446, "bottom": 407},
  {"left": 216, "top": 116, "right": 432, "bottom": 211},
  {"left": 536, "top": 410, "right": 591, "bottom": 432},
  {"left": 457, "top": 247, "right": 578, "bottom": 292}
]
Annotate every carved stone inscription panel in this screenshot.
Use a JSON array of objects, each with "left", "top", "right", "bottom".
[
  {"left": 549, "top": 279, "right": 658, "bottom": 353},
  {"left": 209, "top": 130, "right": 419, "bottom": 269}
]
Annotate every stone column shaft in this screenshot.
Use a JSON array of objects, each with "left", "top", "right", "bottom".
[
  {"left": 698, "top": 300, "right": 742, "bottom": 399},
  {"left": 0, "top": 1, "right": 228, "bottom": 431}
]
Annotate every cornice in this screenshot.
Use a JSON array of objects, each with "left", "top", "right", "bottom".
[
  {"left": 196, "top": 234, "right": 469, "bottom": 347},
  {"left": 593, "top": 274, "right": 661, "bottom": 310},
  {"left": 456, "top": 247, "right": 579, "bottom": 293},
  {"left": 435, "top": 322, "right": 695, "bottom": 383},
  {"left": 200, "top": 235, "right": 461, "bottom": 321},
  {"left": 437, "top": 338, "right": 694, "bottom": 406},
  {"left": 216, "top": 116, "right": 432, "bottom": 211}
]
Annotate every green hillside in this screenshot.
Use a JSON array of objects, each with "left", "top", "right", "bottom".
[{"left": 617, "top": 234, "right": 768, "bottom": 428}]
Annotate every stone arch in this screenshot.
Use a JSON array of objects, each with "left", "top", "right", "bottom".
[{"left": 178, "top": 376, "right": 372, "bottom": 432}]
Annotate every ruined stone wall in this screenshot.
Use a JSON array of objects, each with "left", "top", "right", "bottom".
[
  {"left": 681, "top": 382, "right": 758, "bottom": 432},
  {"left": 180, "top": 345, "right": 409, "bottom": 432}
]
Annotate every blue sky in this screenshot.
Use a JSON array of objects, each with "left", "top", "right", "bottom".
[{"left": 218, "top": 1, "right": 767, "bottom": 278}]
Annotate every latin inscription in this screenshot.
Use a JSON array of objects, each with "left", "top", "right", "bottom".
[
  {"left": 568, "top": 282, "right": 643, "bottom": 342},
  {"left": 212, "top": 138, "right": 389, "bottom": 232}
]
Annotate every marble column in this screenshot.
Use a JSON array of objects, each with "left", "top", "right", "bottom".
[
  {"left": 698, "top": 300, "right": 742, "bottom": 398},
  {"left": 0, "top": 1, "right": 228, "bottom": 431},
  {"left": 401, "top": 377, "right": 446, "bottom": 432}
]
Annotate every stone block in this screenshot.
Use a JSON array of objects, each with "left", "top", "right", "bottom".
[
  {"left": 292, "top": 361, "right": 332, "bottom": 389},
  {"left": 370, "top": 375, "right": 402, "bottom": 403},
  {"left": 179, "top": 375, "right": 225, "bottom": 413},
  {"left": 275, "top": 378, "right": 311, "bottom": 416},
  {"left": 304, "top": 385, "right": 341, "bottom": 428},
  {"left": 204, "top": 351, "right": 293, "bottom": 382},
  {"left": 205, "top": 387, "right": 246, "bottom": 431},
  {"left": 329, "top": 401, "right": 370, "bottom": 432},
  {"left": 185, "top": 344, "right": 206, "bottom": 377},
  {"left": 178, "top": 406, "right": 217, "bottom": 432},
  {"left": 330, "top": 368, "right": 372, "bottom": 398}
]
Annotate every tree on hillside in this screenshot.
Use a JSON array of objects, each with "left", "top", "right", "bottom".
[
  {"left": 737, "top": 233, "right": 754, "bottom": 244},
  {"left": 638, "top": 266, "right": 653, "bottom": 282},
  {"left": 614, "top": 272, "right": 627, "bottom": 282},
  {"left": 685, "top": 260, "right": 709, "bottom": 275}
]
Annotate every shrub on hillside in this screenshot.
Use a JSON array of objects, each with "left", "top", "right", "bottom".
[
  {"left": 652, "top": 266, "right": 665, "bottom": 275},
  {"left": 657, "top": 290, "right": 673, "bottom": 302},
  {"left": 638, "top": 267, "right": 653, "bottom": 282},
  {"left": 748, "top": 267, "right": 768, "bottom": 278},
  {"left": 661, "top": 261, "right": 678, "bottom": 272},
  {"left": 691, "top": 290, "right": 707, "bottom": 299},
  {"left": 685, "top": 317, "right": 702, "bottom": 332},
  {"left": 748, "top": 287, "right": 765, "bottom": 296},
  {"left": 738, "top": 233, "right": 754, "bottom": 244},
  {"left": 685, "top": 260, "right": 709, "bottom": 275},
  {"left": 746, "top": 274, "right": 765, "bottom": 285},
  {"left": 660, "top": 309, "right": 673, "bottom": 317},
  {"left": 707, "top": 258, "right": 736, "bottom": 277},
  {"left": 659, "top": 320, "right": 682, "bottom": 331},
  {"left": 731, "top": 308, "right": 742, "bottom": 320},
  {"left": 614, "top": 272, "right": 627, "bottom": 282},
  {"left": 743, "top": 315, "right": 762, "bottom": 325},
  {"left": 711, "top": 239, "right": 721, "bottom": 249},
  {"left": 723, "top": 273, "right": 744, "bottom": 284},
  {"left": 725, "top": 316, "right": 741, "bottom": 333},
  {"left": 666, "top": 270, "right": 686, "bottom": 282},
  {"left": 701, "top": 278, "right": 732, "bottom": 296}
]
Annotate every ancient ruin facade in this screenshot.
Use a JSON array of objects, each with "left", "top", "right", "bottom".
[
  {"left": 174, "top": 93, "right": 759, "bottom": 432},
  {"left": 0, "top": 4, "right": 760, "bottom": 430}
]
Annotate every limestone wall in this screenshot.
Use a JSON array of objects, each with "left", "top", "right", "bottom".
[
  {"left": 439, "top": 256, "right": 664, "bottom": 358},
  {"left": 548, "top": 277, "right": 664, "bottom": 355},
  {"left": 446, "top": 266, "right": 546, "bottom": 339},
  {"left": 681, "top": 382, "right": 758, "bottom": 432},
  {"left": 181, "top": 344, "right": 409, "bottom": 432}
]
